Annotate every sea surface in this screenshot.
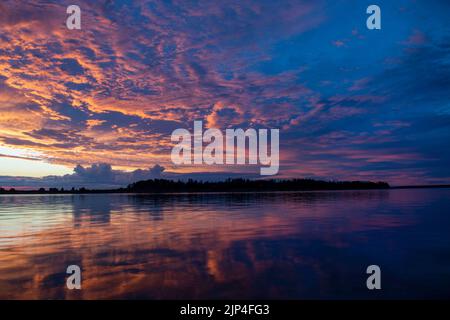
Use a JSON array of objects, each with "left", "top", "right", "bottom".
[{"left": 1, "top": 188, "right": 450, "bottom": 299}]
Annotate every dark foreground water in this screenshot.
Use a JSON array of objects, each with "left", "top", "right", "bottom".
[{"left": 1, "top": 189, "right": 450, "bottom": 299}]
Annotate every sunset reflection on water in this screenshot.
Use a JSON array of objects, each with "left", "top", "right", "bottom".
[{"left": 1, "top": 189, "right": 450, "bottom": 299}]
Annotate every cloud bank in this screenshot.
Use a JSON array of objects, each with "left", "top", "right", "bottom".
[{"left": 0, "top": 163, "right": 260, "bottom": 189}]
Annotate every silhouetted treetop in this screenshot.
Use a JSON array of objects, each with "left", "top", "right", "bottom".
[{"left": 126, "top": 178, "right": 390, "bottom": 193}]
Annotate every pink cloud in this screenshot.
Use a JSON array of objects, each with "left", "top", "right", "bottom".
[
  {"left": 403, "top": 30, "right": 427, "bottom": 46},
  {"left": 332, "top": 40, "right": 345, "bottom": 47}
]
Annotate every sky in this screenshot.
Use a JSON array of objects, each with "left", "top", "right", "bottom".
[{"left": 0, "top": 0, "right": 450, "bottom": 188}]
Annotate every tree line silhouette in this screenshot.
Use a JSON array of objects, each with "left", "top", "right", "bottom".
[{"left": 0, "top": 178, "right": 390, "bottom": 194}]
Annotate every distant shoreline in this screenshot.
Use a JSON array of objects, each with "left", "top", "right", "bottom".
[
  {"left": 0, "top": 178, "right": 387, "bottom": 194},
  {"left": 391, "top": 184, "right": 450, "bottom": 189},
  {"left": 1, "top": 177, "right": 449, "bottom": 195},
  {"left": 1, "top": 185, "right": 450, "bottom": 195}
]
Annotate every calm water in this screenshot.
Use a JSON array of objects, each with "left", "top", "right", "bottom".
[{"left": 1, "top": 189, "right": 450, "bottom": 299}]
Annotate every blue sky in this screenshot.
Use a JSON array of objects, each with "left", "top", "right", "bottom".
[{"left": 0, "top": 0, "right": 449, "bottom": 188}]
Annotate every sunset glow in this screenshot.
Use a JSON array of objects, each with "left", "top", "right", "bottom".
[{"left": 1, "top": 0, "right": 450, "bottom": 187}]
